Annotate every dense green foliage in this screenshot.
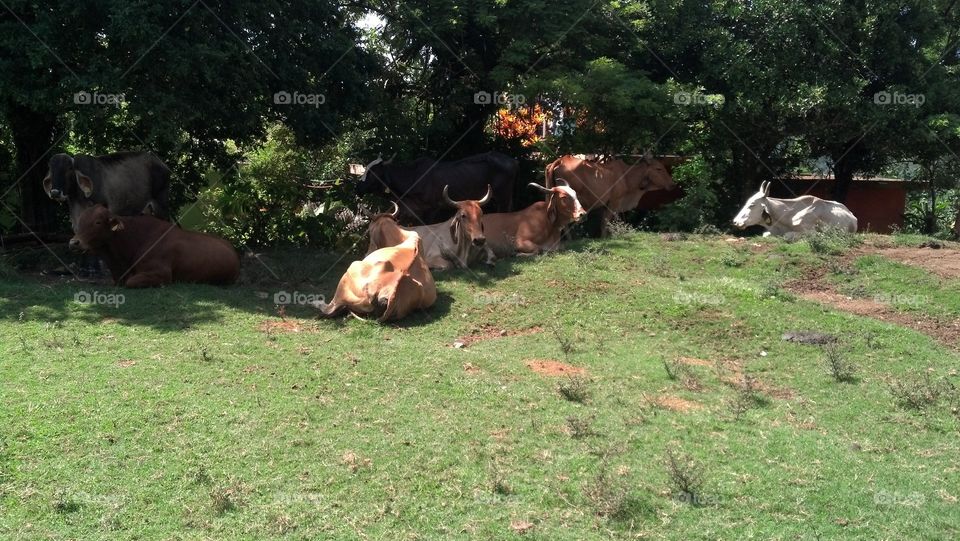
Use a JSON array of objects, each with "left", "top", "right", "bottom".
[{"left": 1, "top": 0, "right": 959, "bottom": 243}]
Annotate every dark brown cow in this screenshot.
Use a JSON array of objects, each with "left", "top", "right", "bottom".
[
  {"left": 481, "top": 181, "right": 586, "bottom": 258},
  {"left": 69, "top": 205, "right": 240, "bottom": 287},
  {"left": 545, "top": 151, "right": 677, "bottom": 235}
]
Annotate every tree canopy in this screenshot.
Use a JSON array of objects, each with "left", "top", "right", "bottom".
[{"left": 2, "top": 0, "right": 959, "bottom": 239}]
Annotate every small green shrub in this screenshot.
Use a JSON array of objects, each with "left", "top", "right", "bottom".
[{"left": 823, "top": 344, "right": 858, "bottom": 383}]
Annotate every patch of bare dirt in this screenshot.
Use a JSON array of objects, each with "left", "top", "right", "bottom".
[
  {"left": 873, "top": 246, "right": 960, "bottom": 279},
  {"left": 674, "top": 356, "right": 797, "bottom": 399},
  {"left": 792, "top": 289, "right": 960, "bottom": 349},
  {"left": 257, "top": 320, "right": 316, "bottom": 334},
  {"left": 524, "top": 359, "right": 586, "bottom": 376},
  {"left": 116, "top": 359, "right": 136, "bottom": 368},
  {"left": 676, "top": 356, "right": 713, "bottom": 367},
  {"left": 652, "top": 395, "right": 703, "bottom": 412},
  {"left": 786, "top": 255, "right": 960, "bottom": 349},
  {"left": 454, "top": 324, "right": 543, "bottom": 347},
  {"left": 715, "top": 359, "right": 798, "bottom": 400}
]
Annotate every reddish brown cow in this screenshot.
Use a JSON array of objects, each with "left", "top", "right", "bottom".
[
  {"left": 481, "top": 181, "right": 586, "bottom": 258},
  {"left": 545, "top": 151, "right": 677, "bottom": 235},
  {"left": 318, "top": 205, "right": 437, "bottom": 322},
  {"left": 69, "top": 205, "right": 240, "bottom": 287}
]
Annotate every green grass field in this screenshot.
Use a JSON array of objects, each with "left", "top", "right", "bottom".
[{"left": 1, "top": 232, "right": 958, "bottom": 540}]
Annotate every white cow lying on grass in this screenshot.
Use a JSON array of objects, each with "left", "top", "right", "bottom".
[{"left": 732, "top": 181, "right": 858, "bottom": 238}]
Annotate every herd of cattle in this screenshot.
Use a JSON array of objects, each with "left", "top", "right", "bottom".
[{"left": 43, "top": 149, "right": 858, "bottom": 321}]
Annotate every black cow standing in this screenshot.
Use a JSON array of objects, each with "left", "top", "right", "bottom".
[
  {"left": 43, "top": 151, "right": 171, "bottom": 275},
  {"left": 356, "top": 151, "right": 518, "bottom": 226}
]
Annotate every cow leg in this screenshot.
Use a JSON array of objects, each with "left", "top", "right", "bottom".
[
  {"left": 123, "top": 268, "right": 172, "bottom": 288},
  {"left": 600, "top": 209, "right": 616, "bottom": 238},
  {"left": 78, "top": 254, "right": 102, "bottom": 278},
  {"left": 514, "top": 240, "right": 542, "bottom": 256}
]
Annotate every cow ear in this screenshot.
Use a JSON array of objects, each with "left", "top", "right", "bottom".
[
  {"left": 546, "top": 194, "right": 558, "bottom": 224},
  {"left": 109, "top": 217, "right": 125, "bottom": 232},
  {"left": 761, "top": 203, "right": 772, "bottom": 226},
  {"left": 42, "top": 175, "right": 53, "bottom": 196},
  {"left": 449, "top": 217, "right": 458, "bottom": 243},
  {"left": 644, "top": 149, "right": 654, "bottom": 162},
  {"left": 76, "top": 171, "right": 94, "bottom": 197}
]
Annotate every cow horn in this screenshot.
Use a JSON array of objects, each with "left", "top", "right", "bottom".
[
  {"left": 528, "top": 182, "right": 553, "bottom": 195},
  {"left": 477, "top": 184, "right": 493, "bottom": 206},
  {"left": 554, "top": 178, "right": 570, "bottom": 187},
  {"left": 442, "top": 185, "right": 459, "bottom": 208},
  {"left": 389, "top": 201, "right": 399, "bottom": 217}
]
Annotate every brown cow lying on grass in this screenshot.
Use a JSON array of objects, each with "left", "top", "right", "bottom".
[
  {"left": 481, "top": 180, "right": 587, "bottom": 258},
  {"left": 315, "top": 204, "right": 437, "bottom": 322},
  {"left": 69, "top": 205, "right": 240, "bottom": 287}
]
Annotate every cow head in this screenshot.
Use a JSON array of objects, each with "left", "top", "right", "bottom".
[
  {"left": 732, "top": 181, "right": 772, "bottom": 229},
  {"left": 356, "top": 156, "right": 391, "bottom": 195},
  {"left": 44, "top": 153, "right": 95, "bottom": 202},
  {"left": 639, "top": 150, "right": 677, "bottom": 191},
  {"left": 365, "top": 201, "right": 409, "bottom": 251},
  {"left": 530, "top": 179, "right": 586, "bottom": 225},
  {"left": 443, "top": 184, "right": 490, "bottom": 248},
  {"left": 69, "top": 204, "right": 123, "bottom": 253}
]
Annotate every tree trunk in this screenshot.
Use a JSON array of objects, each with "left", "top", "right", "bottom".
[
  {"left": 925, "top": 186, "right": 937, "bottom": 235},
  {"left": 5, "top": 102, "right": 59, "bottom": 233},
  {"left": 831, "top": 155, "right": 856, "bottom": 203}
]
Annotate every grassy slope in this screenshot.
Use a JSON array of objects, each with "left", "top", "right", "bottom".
[{"left": 0, "top": 233, "right": 958, "bottom": 540}]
